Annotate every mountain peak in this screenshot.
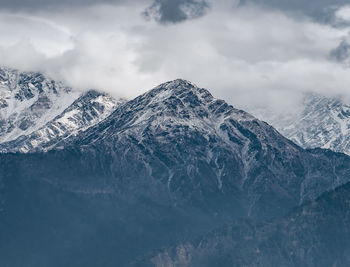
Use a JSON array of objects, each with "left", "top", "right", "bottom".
[
  {"left": 75, "top": 80, "right": 261, "bottom": 155},
  {"left": 126, "top": 79, "right": 247, "bottom": 127},
  {"left": 145, "top": 78, "right": 209, "bottom": 103},
  {"left": 161, "top": 78, "right": 198, "bottom": 89}
]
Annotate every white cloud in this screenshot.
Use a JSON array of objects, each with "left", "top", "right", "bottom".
[
  {"left": 0, "top": 13, "right": 73, "bottom": 58},
  {"left": 1, "top": 2, "right": 350, "bottom": 115},
  {"left": 335, "top": 5, "right": 350, "bottom": 22}
]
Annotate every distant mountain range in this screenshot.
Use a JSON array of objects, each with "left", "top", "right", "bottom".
[
  {"left": 1, "top": 68, "right": 350, "bottom": 266},
  {"left": 249, "top": 92, "right": 350, "bottom": 156},
  {"left": 2, "top": 67, "right": 349, "bottom": 157}
]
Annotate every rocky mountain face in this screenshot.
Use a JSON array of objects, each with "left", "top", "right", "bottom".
[
  {"left": 139, "top": 181, "right": 350, "bottom": 267},
  {"left": 250, "top": 93, "right": 350, "bottom": 156},
  {"left": 0, "top": 67, "right": 123, "bottom": 152},
  {"left": 1, "top": 79, "right": 350, "bottom": 266}
]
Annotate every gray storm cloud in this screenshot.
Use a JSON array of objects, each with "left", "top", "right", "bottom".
[
  {"left": 3, "top": 0, "right": 348, "bottom": 24},
  {"left": 143, "top": 0, "right": 210, "bottom": 23},
  {"left": 0, "top": 0, "right": 350, "bottom": 116}
]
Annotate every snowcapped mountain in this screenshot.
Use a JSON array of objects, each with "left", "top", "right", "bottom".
[
  {"left": 249, "top": 93, "right": 350, "bottom": 155},
  {"left": 1, "top": 79, "right": 350, "bottom": 266},
  {"left": 33, "top": 79, "right": 350, "bottom": 217},
  {"left": 0, "top": 67, "right": 124, "bottom": 153}
]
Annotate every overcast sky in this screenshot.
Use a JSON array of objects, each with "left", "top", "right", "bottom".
[{"left": 1, "top": 0, "right": 350, "bottom": 114}]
